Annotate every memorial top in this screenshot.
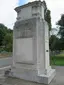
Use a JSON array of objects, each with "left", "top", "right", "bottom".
[{"left": 15, "top": 1, "right": 46, "bottom": 13}]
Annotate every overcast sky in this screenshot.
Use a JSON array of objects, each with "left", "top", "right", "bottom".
[
  {"left": 0, "top": 0, "right": 64, "bottom": 29},
  {"left": 45, "top": 0, "right": 64, "bottom": 28},
  {"left": 0, "top": 0, "right": 19, "bottom": 28}
]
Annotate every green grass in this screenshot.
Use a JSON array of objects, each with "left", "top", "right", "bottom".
[
  {"left": 55, "top": 53, "right": 64, "bottom": 57},
  {"left": 50, "top": 56, "right": 64, "bottom": 66}
]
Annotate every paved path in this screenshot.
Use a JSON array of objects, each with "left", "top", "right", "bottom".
[
  {"left": 0, "top": 57, "right": 12, "bottom": 68},
  {"left": 0, "top": 66, "right": 64, "bottom": 85}
]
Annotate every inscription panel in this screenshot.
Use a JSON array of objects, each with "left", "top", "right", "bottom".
[
  {"left": 14, "top": 18, "right": 37, "bottom": 64},
  {"left": 14, "top": 18, "right": 36, "bottom": 38},
  {"left": 15, "top": 38, "right": 33, "bottom": 63}
]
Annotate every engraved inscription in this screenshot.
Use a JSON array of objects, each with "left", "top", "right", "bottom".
[
  {"left": 15, "top": 23, "right": 33, "bottom": 38},
  {"left": 14, "top": 18, "right": 36, "bottom": 38},
  {"left": 16, "top": 27, "right": 32, "bottom": 38}
]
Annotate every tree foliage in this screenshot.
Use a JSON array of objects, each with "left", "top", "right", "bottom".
[
  {"left": 57, "top": 14, "right": 64, "bottom": 38},
  {"left": 3, "top": 33, "right": 13, "bottom": 52},
  {"left": 49, "top": 35, "right": 59, "bottom": 51},
  {"left": 0, "top": 23, "right": 13, "bottom": 52},
  {"left": 57, "top": 14, "right": 64, "bottom": 50},
  {"left": 44, "top": 1, "right": 51, "bottom": 31},
  {"left": 45, "top": 10, "right": 51, "bottom": 31},
  {"left": 0, "top": 23, "right": 7, "bottom": 46}
]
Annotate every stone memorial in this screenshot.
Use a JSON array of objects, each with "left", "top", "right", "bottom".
[{"left": 11, "top": 1, "right": 56, "bottom": 84}]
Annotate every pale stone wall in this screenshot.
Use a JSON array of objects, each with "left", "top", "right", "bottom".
[
  {"left": 44, "top": 21, "right": 50, "bottom": 69},
  {"left": 17, "top": 6, "right": 32, "bottom": 21},
  {"left": 36, "top": 18, "right": 45, "bottom": 74},
  {"left": 15, "top": 38, "right": 33, "bottom": 63},
  {"left": 16, "top": 2, "right": 44, "bottom": 21},
  {"left": 12, "top": 1, "right": 56, "bottom": 84}
]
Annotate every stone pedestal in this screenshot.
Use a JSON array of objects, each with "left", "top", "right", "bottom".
[{"left": 11, "top": 1, "right": 56, "bottom": 84}]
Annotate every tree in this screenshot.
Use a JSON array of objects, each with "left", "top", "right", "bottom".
[
  {"left": 57, "top": 14, "right": 64, "bottom": 50},
  {"left": 0, "top": 23, "right": 7, "bottom": 46},
  {"left": 45, "top": 10, "right": 51, "bottom": 31},
  {"left": 43, "top": 0, "right": 51, "bottom": 31},
  {"left": 3, "top": 33, "right": 13, "bottom": 52},
  {"left": 0, "top": 23, "right": 13, "bottom": 52},
  {"left": 49, "top": 35, "right": 58, "bottom": 51},
  {"left": 57, "top": 14, "right": 64, "bottom": 38},
  {"left": 49, "top": 35, "right": 62, "bottom": 51}
]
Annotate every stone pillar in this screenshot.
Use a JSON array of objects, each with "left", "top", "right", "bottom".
[{"left": 11, "top": 1, "right": 56, "bottom": 84}]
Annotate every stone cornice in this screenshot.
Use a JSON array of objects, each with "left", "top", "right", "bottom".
[{"left": 15, "top": 1, "right": 46, "bottom": 13}]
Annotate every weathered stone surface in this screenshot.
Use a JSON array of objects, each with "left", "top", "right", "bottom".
[
  {"left": 0, "top": 66, "right": 64, "bottom": 85},
  {"left": 14, "top": 18, "right": 36, "bottom": 38},
  {"left": 12, "top": 1, "right": 56, "bottom": 84}
]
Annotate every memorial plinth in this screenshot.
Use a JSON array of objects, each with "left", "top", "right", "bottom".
[{"left": 11, "top": 1, "right": 56, "bottom": 84}]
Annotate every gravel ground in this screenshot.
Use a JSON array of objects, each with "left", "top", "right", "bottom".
[{"left": 0, "top": 66, "right": 64, "bottom": 85}]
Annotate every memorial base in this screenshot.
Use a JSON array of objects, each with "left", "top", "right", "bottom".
[{"left": 10, "top": 67, "right": 56, "bottom": 84}]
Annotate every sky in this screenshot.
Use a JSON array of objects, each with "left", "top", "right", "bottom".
[{"left": 0, "top": 0, "right": 64, "bottom": 29}]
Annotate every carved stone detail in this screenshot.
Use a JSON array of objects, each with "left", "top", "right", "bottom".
[{"left": 14, "top": 18, "right": 36, "bottom": 38}]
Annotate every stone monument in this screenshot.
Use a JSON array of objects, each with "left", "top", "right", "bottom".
[{"left": 11, "top": 1, "right": 56, "bottom": 84}]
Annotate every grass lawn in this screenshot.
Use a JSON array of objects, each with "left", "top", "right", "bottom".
[
  {"left": 50, "top": 55, "right": 64, "bottom": 66},
  {"left": 55, "top": 53, "right": 64, "bottom": 57}
]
